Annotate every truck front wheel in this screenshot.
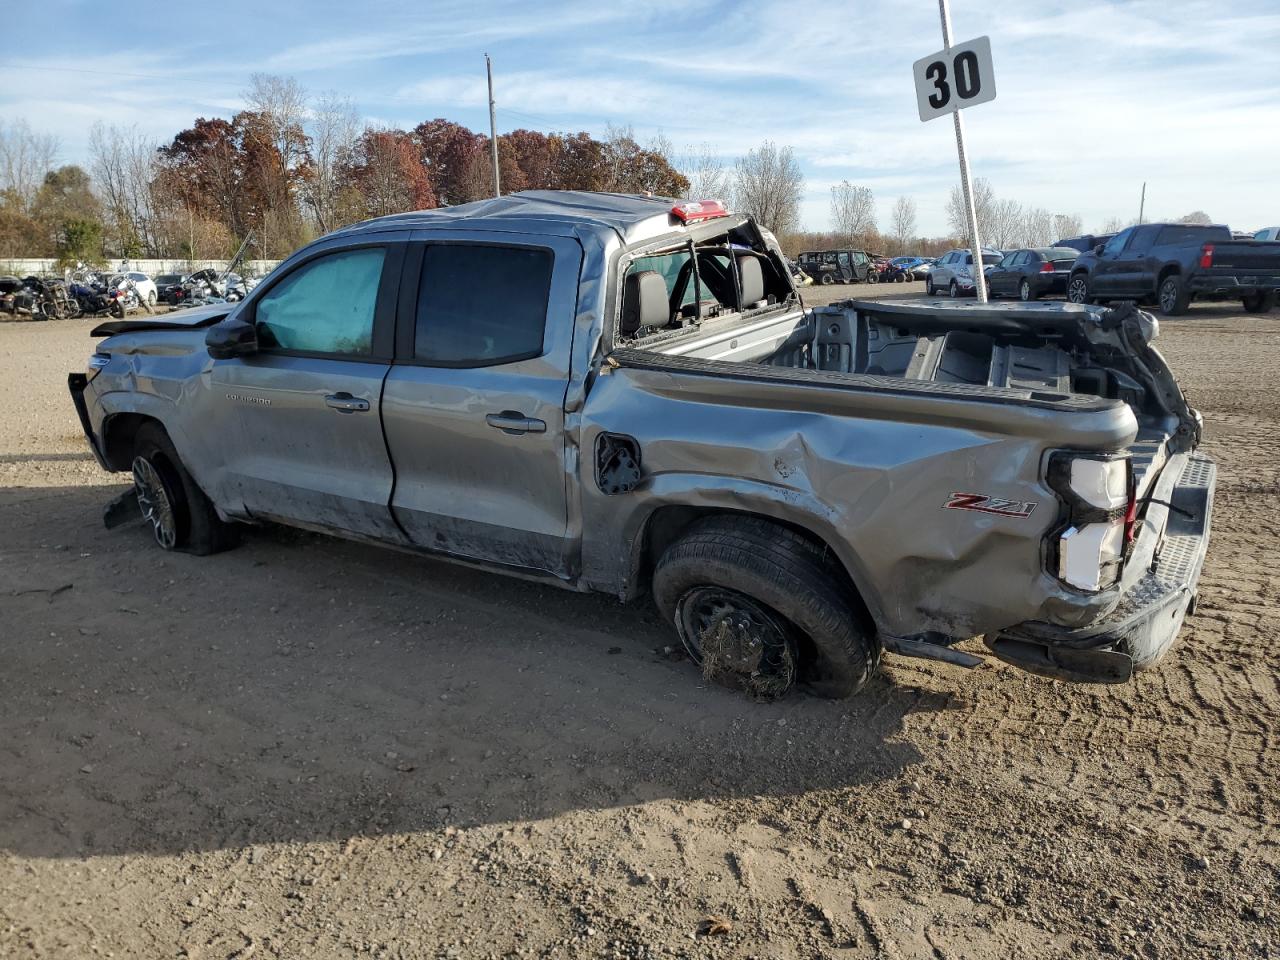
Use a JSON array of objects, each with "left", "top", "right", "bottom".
[
  {"left": 653, "top": 516, "right": 880, "bottom": 700},
  {"left": 131, "top": 423, "right": 237, "bottom": 555}
]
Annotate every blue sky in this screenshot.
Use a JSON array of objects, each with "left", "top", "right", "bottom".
[{"left": 2, "top": 0, "right": 1278, "bottom": 235}]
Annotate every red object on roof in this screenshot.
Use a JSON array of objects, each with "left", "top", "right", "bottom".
[{"left": 670, "top": 199, "right": 729, "bottom": 224}]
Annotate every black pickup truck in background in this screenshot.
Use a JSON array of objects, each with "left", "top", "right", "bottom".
[{"left": 1066, "top": 223, "right": 1280, "bottom": 315}]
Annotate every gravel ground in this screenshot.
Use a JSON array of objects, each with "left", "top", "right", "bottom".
[{"left": 1, "top": 294, "right": 1277, "bottom": 959}]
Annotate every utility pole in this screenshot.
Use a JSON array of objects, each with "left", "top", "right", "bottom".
[
  {"left": 485, "top": 53, "right": 501, "bottom": 198},
  {"left": 1138, "top": 181, "right": 1146, "bottom": 225},
  {"left": 937, "top": 0, "right": 987, "bottom": 303}
]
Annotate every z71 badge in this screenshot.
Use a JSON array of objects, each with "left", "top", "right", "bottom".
[{"left": 944, "top": 492, "right": 1037, "bottom": 518}]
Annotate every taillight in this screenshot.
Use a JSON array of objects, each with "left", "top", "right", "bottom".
[
  {"left": 1040, "top": 261, "right": 1054, "bottom": 273},
  {"left": 1046, "top": 452, "right": 1132, "bottom": 592},
  {"left": 1199, "top": 244, "right": 1214, "bottom": 269}
]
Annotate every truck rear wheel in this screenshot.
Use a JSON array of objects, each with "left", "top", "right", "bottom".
[
  {"left": 1242, "top": 291, "right": 1276, "bottom": 314},
  {"left": 1158, "top": 275, "right": 1190, "bottom": 316},
  {"left": 652, "top": 516, "right": 880, "bottom": 700},
  {"left": 132, "top": 423, "right": 236, "bottom": 555}
]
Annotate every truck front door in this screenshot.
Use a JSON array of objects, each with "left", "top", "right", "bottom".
[
  {"left": 381, "top": 232, "right": 582, "bottom": 576},
  {"left": 209, "top": 240, "right": 406, "bottom": 542}
]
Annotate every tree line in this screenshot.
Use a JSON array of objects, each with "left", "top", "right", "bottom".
[{"left": 1, "top": 72, "right": 1199, "bottom": 267}]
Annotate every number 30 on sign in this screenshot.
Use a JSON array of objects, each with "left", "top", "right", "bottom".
[{"left": 912, "top": 35, "right": 996, "bottom": 122}]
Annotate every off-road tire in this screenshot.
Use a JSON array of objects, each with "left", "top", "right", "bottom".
[
  {"left": 653, "top": 516, "right": 880, "bottom": 699},
  {"left": 820, "top": 273, "right": 833, "bottom": 286},
  {"left": 1158, "top": 275, "right": 1190, "bottom": 316},
  {"left": 1242, "top": 291, "right": 1276, "bottom": 314},
  {"left": 132, "top": 423, "right": 236, "bottom": 555}
]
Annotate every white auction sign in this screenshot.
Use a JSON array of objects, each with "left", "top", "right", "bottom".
[{"left": 912, "top": 35, "right": 997, "bottom": 123}]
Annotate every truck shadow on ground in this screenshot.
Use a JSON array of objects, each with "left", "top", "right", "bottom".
[{"left": 0, "top": 484, "right": 961, "bottom": 860}]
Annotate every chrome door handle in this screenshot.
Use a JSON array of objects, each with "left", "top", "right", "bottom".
[
  {"left": 485, "top": 412, "right": 546, "bottom": 435},
  {"left": 325, "top": 392, "right": 370, "bottom": 413}
]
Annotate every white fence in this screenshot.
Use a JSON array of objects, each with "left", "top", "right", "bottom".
[{"left": 0, "top": 258, "right": 283, "bottom": 277}]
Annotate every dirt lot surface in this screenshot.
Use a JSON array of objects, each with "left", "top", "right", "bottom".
[{"left": 2, "top": 295, "right": 1277, "bottom": 959}]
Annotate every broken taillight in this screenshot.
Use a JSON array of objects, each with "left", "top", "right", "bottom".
[
  {"left": 1199, "top": 244, "right": 1214, "bottom": 269},
  {"left": 670, "top": 199, "right": 728, "bottom": 223}
]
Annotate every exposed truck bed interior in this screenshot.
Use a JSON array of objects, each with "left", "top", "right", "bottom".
[{"left": 633, "top": 298, "right": 1188, "bottom": 502}]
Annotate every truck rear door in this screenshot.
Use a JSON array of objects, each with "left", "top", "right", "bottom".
[{"left": 381, "top": 231, "right": 583, "bottom": 576}]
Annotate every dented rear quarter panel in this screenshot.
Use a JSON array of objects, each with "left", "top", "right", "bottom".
[{"left": 578, "top": 359, "right": 1139, "bottom": 641}]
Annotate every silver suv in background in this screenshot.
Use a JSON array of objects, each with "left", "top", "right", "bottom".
[{"left": 927, "top": 248, "right": 1002, "bottom": 297}]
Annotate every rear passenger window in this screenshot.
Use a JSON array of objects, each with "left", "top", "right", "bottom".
[
  {"left": 255, "top": 247, "right": 385, "bottom": 355},
  {"left": 415, "top": 244, "right": 553, "bottom": 366}
]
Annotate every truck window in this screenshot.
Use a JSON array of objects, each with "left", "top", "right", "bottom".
[
  {"left": 414, "top": 243, "right": 553, "bottom": 366},
  {"left": 1127, "top": 226, "right": 1160, "bottom": 254},
  {"left": 1102, "top": 231, "right": 1129, "bottom": 257},
  {"left": 1155, "top": 225, "right": 1229, "bottom": 245},
  {"left": 631, "top": 250, "right": 696, "bottom": 306},
  {"left": 255, "top": 247, "right": 385, "bottom": 356}
]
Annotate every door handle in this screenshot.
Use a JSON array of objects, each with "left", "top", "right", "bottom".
[
  {"left": 325, "top": 392, "right": 370, "bottom": 413},
  {"left": 485, "top": 411, "right": 546, "bottom": 435}
]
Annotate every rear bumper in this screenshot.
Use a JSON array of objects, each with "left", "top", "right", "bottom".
[
  {"left": 1031, "top": 274, "right": 1070, "bottom": 295},
  {"left": 68, "top": 372, "right": 110, "bottom": 470},
  {"left": 1188, "top": 275, "right": 1280, "bottom": 296},
  {"left": 987, "top": 452, "right": 1215, "bottom": 683}
]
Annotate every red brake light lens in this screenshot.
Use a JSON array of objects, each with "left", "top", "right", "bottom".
[
  {"left": 670, "top": 199, "right": 728, "bottom": 223},
  {"left": 1040, "top": 260, "right": 1054, "bottom": 273},
  {"left": 1199, "top": 244, "right": 1214, "bottom": 269}
]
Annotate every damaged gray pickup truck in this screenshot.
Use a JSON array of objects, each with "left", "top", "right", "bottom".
[{"left": 69, "top": 191, "right": 1215, "bottom": 699}]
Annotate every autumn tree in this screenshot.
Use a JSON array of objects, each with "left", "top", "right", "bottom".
[
  {"left": 33, "top": 165, "right": 102, "bottom": 259},
  {"left": 343, "top": 129, "right": 436, "bottom": 218}
]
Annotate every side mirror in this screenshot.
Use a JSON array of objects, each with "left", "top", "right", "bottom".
[
  {"left": 1093, "top": 244, "right": 1105, "bottom": 256},
  {"left": 206, "top": 317, "right": 258, "bottom": 359}
]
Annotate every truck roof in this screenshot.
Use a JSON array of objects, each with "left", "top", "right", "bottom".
[{"left": 330, "top": 190, "right": 703, "bottom": 246}]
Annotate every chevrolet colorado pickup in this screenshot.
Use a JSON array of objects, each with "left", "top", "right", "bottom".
[
  {"left": 70, "top": 192, "right": 1215, "bottom": 699},
  {"left": 1066, "top": 222, "right": 1280, "bottom": 315}
]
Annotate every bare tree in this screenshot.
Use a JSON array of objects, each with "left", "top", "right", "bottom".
[
  {"left": 830, "top": 181, "right": 875, "bottom": 242},
  {"left": 1020, "top": 206, "right": 1055, "bottom": 247},
  {"left": 0, "top": 120, "right": 59, "bottom": 214},
  {"left": 245, "top": 74, "right": 310, "bottom": 180},
  {"left": 946, "top": 177, "right": 996, "bottom": 245},
  {"left": 1052, "top": 213, "right": 1083, "bottom": 241},
  {"left": 678, "top": 143, "right": 733, "bottom": 201},
  {"left": 890, "top": 196, "right": 917, "bottom": 246},
  {"left": 304, "top": 93, "right": 361, "bottom": 232},
  {"left": 1176, "top": 210, "right": 1212, "bottom": 225},
  {"left": 90, "top": 123, "right": 166, "bottom": 255},
  {"left": 734, "top": 142, "right": 803, "bottom": 237},
  {"left": 1100, "top": 216, "right": 1130, "bottom": 233}
]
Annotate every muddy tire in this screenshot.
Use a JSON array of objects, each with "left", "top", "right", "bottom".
[
  {"left": 652, "top": 516, "right": 880, "bottom": 700},
  {"left": 132, "top": 423, "right": 236, "bottom": 555}
]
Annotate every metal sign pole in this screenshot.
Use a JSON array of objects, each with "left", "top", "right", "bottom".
[{"left": 938, "top": 0, "right": 987, "bottom": 303}]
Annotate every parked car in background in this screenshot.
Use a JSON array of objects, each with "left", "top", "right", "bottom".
[
  {"left": 926, "top": 248, "right": 1002, "bottom": 297},
  {"left": 796, "top": 249, "right": 876, "bottom": 285},
  {"left": 1056, "top": 234, "right": 1116, "bottom": 255},
  {"left": 891, "top": 256, "right": 929, "bottom": 281},
  {"left": 986, "top": 247, "right": 1081, "bottom": 301},
  {"left": 909, "top": 257, "right": 935, "bottom": 281},
  {"left": 1254, "top": 226, "right": 1280, "bottom": 242},
  {"left": 879, "top": 258, "right": 910, "bottom": 283},
  {"left": 154, "top": 274, "right": 186, "bottom": 304},
  {"left": 119, "top": 271, "right": 157, "bottom": 306},
  {"left": 1066, "top": 223, "right": 1280, "bottom": 315}
]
